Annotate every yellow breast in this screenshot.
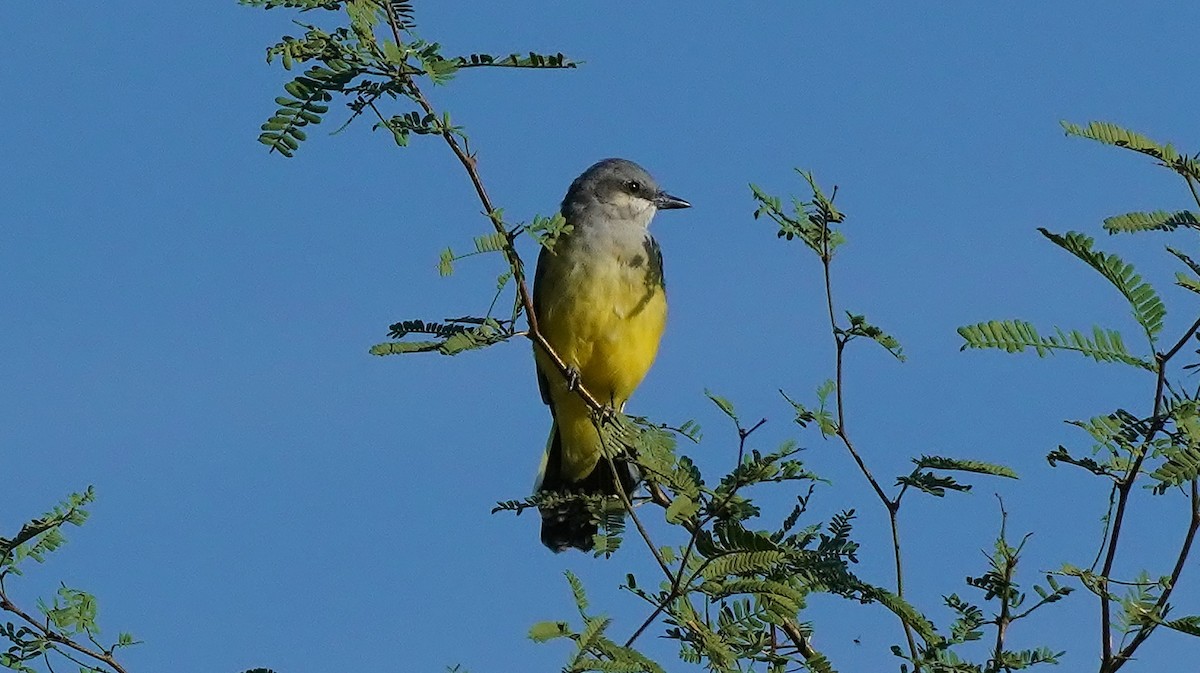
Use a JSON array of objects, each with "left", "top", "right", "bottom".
[
  {"left": 534, "top": 243, "right": 667, "bottom": 481},
  {"left": 538, "top": 259, "right": 666, "bottom": 405}
]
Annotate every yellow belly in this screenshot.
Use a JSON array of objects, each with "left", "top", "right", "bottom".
[{"left": 535, "top": 265, "right": 667, "bottom": 482}]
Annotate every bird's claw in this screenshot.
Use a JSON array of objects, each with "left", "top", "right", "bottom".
[
  {"left": 564, "top": 366, "right": 582, "bottom": 392},
  {"left": 596, "top": 404, "right": 617, "bottom": 425}
]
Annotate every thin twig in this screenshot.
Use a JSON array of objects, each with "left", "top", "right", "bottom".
[
  {"left": 817, "top": 213, "right": 919, "bottom": 667},
  {"left": 1098, "top": 378, "right": 1162, "bottom": 669},
  {"left": 378, "top": 3, "right": 604, "bottom": 413},
  {"left": 1097, "top": 313, "right": 1200, "bottom": 672},
  {"left": 627, "top": 445, "right": 825, "bottom": 666},
  {"left": 1089, "top": 485, "right": 1118, "bottom": 573},
  {"left": 989, "top": 504, "right": 1015, "bottom": 673},
  {"left": 1110, "top": 478, "right": 1200, "bottom": 671},
  {"left": 600, "top": 446, "right": 672, "bottom": 580},
  {"left": 624, "top": 602, "right": 668, "bottom": 648},
  {"left": 780, "top": 620, "right": 819, "bottom": 661},
  {"left": 624, "top": 418, "right": 768, "bottom": 649},
  {"left": 1186, "top": 174, "right": 1200, "bottom": 213}
]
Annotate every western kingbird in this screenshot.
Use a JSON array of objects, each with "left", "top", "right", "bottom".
[{"left": 532, "top": 158, "right": 690, "bottom": 552}]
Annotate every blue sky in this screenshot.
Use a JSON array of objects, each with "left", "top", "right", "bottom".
[{"left": 3, "top": 2, "right": 1199, "bottom": 671}]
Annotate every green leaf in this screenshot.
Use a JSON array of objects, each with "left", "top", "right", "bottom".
[
  {"left": 2, "top": 489, "right": 95, "bottom": 567},
  {"left": 455, "top": 51, "right": 578, "bottom": 70},
  {"left": 896, "top": 471, "right": 971, "bottom": 497},
  {"left": 259, "top": 62, "right": 358, "bottom": 157},
  {"left": 750, "top": 174, "right": 845, "bottom": 257},
  {"left": 565, "top": 570, "right": 589, "bottom": 613},
  {"left": 676, "top": 419, "right": 702, "bottom": 443},
  {"left": 265, "top": 26, "right": 343, "bottom": 69},
  {"left": 1046, "top": 446, "right": 1116, "bottom": 477},
  {"left": 944, "top": 594, "right": 986, "bottom": 645},
  {"left": 1167, "top": 247, "right": 1200, "bottom": 295},
  {"left": 423, "top": 57, "right": 460, "bottom": 84},
  {"left": 239, "top": 0, "right": 343, "bottom": 10},
  {"left": 1149, "top": 445, "right": 1200, "bottom": 494},
  {"left": 698, "top": 550, "right": 789, "bottom": 580},
  {"left": 591, "top": 499, "right": 627, "bottom": 556},
  {"left": 525, "top": 213, "right": 573, "bottom": 251},
  {"left": 1064, "top": 409, "right": 1146, "bottom": 460},
  {"left": 371, "top": 317, "right": 510, "bottom": 357},
  {"left": 863, "top": 586, "right": 940, "bottom": 645},
  {"left": 369, "top": 340, "right": 441, "bottom": 355},
  {"left": 704, "top": 390, "right": 739, "bottom": 423},
  {"left": 1061, "top": 120, "right": 1180, "bottom": 164},
  {"left": 386, "top": 318, "right": 469, "bottom": 340},
  {"left": 439, "top": 247, "right": 456, "bottom": 275},
  {"left": 781, "top": 385, "right": 837, "bottom": 437},
  {"left": 585, "top": 637, "right": 667, "bottom": 673},
  {"left": 1038, "top": 228, "right": 1166, "bottom": 343},
  {"left": 957, "top": 320, "right": 1154, "bottom": 370},
  {"left": 1114, "top": 570, "right": 1159, "bottom": 635},
  {"left": 575, "top": 616, "right": 612, "bottom": 653},
  {"left": 665, "top": 494, "right": 699, "bottom": 524},
  {"left": 993, "top": 647, "right": 1065, "bottom": 669},
  {"left": 529, "top": 621, "right": 572, "bottom": 642},
  {"left": 1176, "top": 272, "right": 1200, "bottom": 295},
  {"left": 473, "top": 231, "right": 508, "bottom": 254},
  {"left": 1161, "top": 615, "right": 1200, "bottom": 637},
  {"left": 800, "top": 651, "right": 836, "bottom": 673},
  {"left": 1061, "top": 120, "right": 1200, "bottom": 191},
  {"left": 842, "top": 312, "right": 905, "bottom": 361},
  {"left": 437, "top": 321, "right": 508, "bottom": 355},
  {"left": 1103, "top": 210, "right": 1200, "bottom": 234},
  {"left": 913, "top": 455, "right": 1018, "bottom": 479},
  {"left": 1167, "top": 246, "right": 1200, "bottom": 276}
]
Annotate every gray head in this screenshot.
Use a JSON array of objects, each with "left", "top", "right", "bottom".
[{"left": 561, "top": 158, "right": 690, "bottom": 228}]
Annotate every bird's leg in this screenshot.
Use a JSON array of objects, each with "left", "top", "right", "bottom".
[
  {"left": 565, "top": 367, "right": 618, "bottom": 423},
  {"left": 595, "top": 403, "right": 617, "bottom": 425},
  {"left": 563, "top": 365, "right": 582, "bottom": 393}
]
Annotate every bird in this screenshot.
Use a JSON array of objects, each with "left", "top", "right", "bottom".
[{"left": 531, "top": 158, "right": 690, "bottom": 552}]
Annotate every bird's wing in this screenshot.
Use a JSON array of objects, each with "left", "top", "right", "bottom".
[
  {"left": 532, "top": 244, "right": 553, "bottom": 407},
  {"left": 644, "top": 235, "right": 666, "bottom": 291}
]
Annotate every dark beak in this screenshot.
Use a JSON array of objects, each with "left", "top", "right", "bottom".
[{"left": 654, "top": 191, "right": 691, "bottom": 210}]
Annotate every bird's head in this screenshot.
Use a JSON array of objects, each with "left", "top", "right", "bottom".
[{"left": 562, "top": 158, "right": 690, "bottom": 228}]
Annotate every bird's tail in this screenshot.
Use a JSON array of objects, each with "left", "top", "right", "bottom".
[{"left": 535, "top": 420, "right": 640, "bottom": 553}]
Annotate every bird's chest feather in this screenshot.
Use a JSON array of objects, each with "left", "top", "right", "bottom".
[
  {"left": 538, "top": 235, "right": 667, "bottom": 397},
  {"left": 566, "top": 256, "right": 657, "bottom": 319}
]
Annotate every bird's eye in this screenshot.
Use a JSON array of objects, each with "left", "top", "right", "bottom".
[{"left": 625, "top": 180, "right": 642, "bottom": 194}]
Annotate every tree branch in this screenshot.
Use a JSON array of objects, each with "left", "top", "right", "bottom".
[
  {"left": 817, "top": 211, "right": 919, "bottom": 668},
  {"left": 1110, "top": 477, "right": 1200, "bottom": 670},
  {"left": 379, "top": 2, "right": 605, "bottom": 413},
  {"left": 0, "top": 579, "right": 127, "bottom": 673},
  {"left": 1098, "top": 314, "right": 1200, "bottom": 672}
]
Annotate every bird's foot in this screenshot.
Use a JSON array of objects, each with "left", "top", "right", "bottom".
[
  {"left": 564, "top": 366, "right": 582, "bottom": 392},
  {"left": 595, "top": 403, "right": 618, "bottom": 425}
]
